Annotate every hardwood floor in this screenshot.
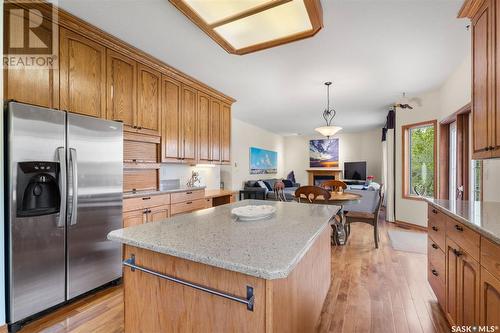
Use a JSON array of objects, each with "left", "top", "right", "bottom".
[{"left": 18, "top": 220, "right": 448, "bottom": 333}]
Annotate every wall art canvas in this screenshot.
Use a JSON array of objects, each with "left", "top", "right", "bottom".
[
  {"left": 309, "top": 139, "right": 339, "bottom": 168},
  {"left": 250, "top": 147, "right": 278, "bottom": 174}
]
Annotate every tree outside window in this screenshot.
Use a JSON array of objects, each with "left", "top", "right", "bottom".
[{"left": 403, "top": 120, "right": 437, "bottom": 199}]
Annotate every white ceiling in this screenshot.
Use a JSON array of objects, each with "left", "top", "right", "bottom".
[{"left": 54, "top": 0, "right": 470, "bottom": 134}]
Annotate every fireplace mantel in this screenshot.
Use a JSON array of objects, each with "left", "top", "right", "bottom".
[{"left": 306, "top": 169, "right": 343, "bottom": 186}]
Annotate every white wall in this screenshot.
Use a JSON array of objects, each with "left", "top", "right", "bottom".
[
  {"left": 483, "top": 159, "right": 500, "bottom": 201},
  {"left": 221, "top": 118, "right": 285, "bottom": 191},
  {"left": 395, "top": 54, "right": 472, "bottom": 227},
  {"left": 160, "top": 164, "right": 221, "bottom": 190},
  {"left": 283, "top": 130, "right": 383, "bottom": 186}
]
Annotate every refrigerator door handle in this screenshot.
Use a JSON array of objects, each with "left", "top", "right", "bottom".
[
  {"left": 69, "top": 148, "right": 78, "bottom": 226},
  {"left": 57, "top": 147, "right": 67, "bottom": 228}
]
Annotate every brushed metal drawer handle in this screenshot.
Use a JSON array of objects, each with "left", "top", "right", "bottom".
[
  {"left": 186, "top": 191, "right": 193, "bottom": 194},
  {"left": 142, "top": 197, "right": 151, "bottom": 201},
  {"left": 432, "top": 243, "right": 438, "bottom": 249},
  {"left": 432, "top": 226, "right": 438, "bottom": 232},
  {"left": 432, "top": 209, "right": 438, "bottom": 214},
  {"left": 186, "top": 201, "right": 192, "bottom": 204},
  {"left": 431, "top": 269, "right": 439, "bottom": 276},
  {"left": 454, "top": 224, "right": 464, "bottom": 232},
  {"left": 453, "top": 249, "right": 463, "bottom": 257}
]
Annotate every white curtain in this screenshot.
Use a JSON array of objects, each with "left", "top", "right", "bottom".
[{"left": 383, "top": 129, "right": 395, "bottom": 222}]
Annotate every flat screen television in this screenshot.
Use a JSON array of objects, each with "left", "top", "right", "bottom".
[{"left": 344, "top": 161, "right": 367, "bottom": 181}]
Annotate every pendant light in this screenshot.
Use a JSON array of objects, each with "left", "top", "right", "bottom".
[{"left": 315, "top": 82, "right": 342, "bottom": 138}]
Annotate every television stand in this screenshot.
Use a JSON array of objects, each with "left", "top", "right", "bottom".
[{"left": 342, "top": 179, "right": 366, "bottom": 186}]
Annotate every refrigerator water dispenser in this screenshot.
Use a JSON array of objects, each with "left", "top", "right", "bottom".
[{"left": 16, "top": 161, "right": 60, "bottom": 217}]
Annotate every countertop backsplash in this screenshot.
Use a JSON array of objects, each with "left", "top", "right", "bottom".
[{"left": 160, "top": 164, "right": 221, "bottom": 190}]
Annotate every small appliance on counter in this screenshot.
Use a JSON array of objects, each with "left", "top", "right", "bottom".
[{"left": 4, "top": 101, "right": 123, "bottom": 332}]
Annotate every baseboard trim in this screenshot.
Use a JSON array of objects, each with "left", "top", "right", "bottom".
[{"left": 394, "top": 220, "right": 427, "bottom": 232}]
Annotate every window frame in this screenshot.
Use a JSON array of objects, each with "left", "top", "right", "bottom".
[{"left": 402, "top": 119, "right": 438, "bottom": 200}]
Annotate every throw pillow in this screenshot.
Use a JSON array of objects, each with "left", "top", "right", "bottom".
[
  {"left": 282, "top": 179, "right": 294, "bottom": 187},
  {"left": 256, "top": 180, "right": 268, "bottom": 193},
  {"left": 263, "top": 181, "right": 273, "bottom": 191},
  {"left": 286, "top": 171, "right": 296, "bottom": 184}
]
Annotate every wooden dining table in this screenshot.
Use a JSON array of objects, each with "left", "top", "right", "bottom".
[{"left": 328, "top": 191, "right": 362, "bottom": 245}]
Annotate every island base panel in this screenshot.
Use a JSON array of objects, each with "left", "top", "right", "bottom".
[{"left": 123, "top": 227, "right": 331, "bottom": 332}]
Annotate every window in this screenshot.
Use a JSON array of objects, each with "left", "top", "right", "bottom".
[
  {"left": 470, "top": 160, "right": 482, "bottom": 201},
  {"left": 402, "top": 120, "right": 437, "bottom": 199}
]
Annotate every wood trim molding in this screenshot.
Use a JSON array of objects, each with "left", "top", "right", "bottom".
[
  {"left": 401, "top": 120, "right": 438, "bottom": 200},
  {"left": 440, "top": 102, "right": 472, "bottom": 125},
  {"left": 394, "top": 220, "right": 428, "bottom": 232},
  {"left": 5, "top": 0, "right": 235, "bottom": 104},
  {"left": 439, "top": 123, "right": 450, "bottom": 200},
  {"left": 458, "top": 0, "right": 486, "bottom": 18},
  {"left": 168, "top": 0, "right": 323, "bottom": 55}
]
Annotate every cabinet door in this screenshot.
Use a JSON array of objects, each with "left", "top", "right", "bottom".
[
  {"left": 161, "top": 76, "right": 182, "bottom": 162},
  {"left": 123, "top": 209, "right": 146, "bottom": 228},
  {"left": 182, "top": 85, "right": 197, "bottom": 163},
  {"left": 60, "top": 28, "right": 106, "bottom": 118},
  {"left": 221, "top": 104, "right": 231, "bottom": 164},
  {"left": 137, "top": 64, "right": 161, "bottom": 135},
  {"left": 493, "top": 0, "right": 500, "bottom": 158},
  {"left": 457, "top": 249, "right": 481, "bottom": 326},
  {"left": 106, "top": 50, "right": 137, "bottom": 129},
  {"left": 210, "top": 99, "right": 221, "bottom": 163},
  {"left": 147, "top": 205, "right": 169, "bottom": 222},
  {"left": 472, "top": 0, "right": 493, "bottom": 159},
  {"left": 446, "top": 238, "right": 460, "bottom": 326},
  {"left": 480, "top": 267, "right": 500, "bottom": 326},
  {"left": 4, "top": 5, "right": 59, "bottom": 108},
  {"left": 198, "top": 93, "right": 211, "bottom": 163}
]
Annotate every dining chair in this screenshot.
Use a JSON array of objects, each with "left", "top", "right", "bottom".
[
  {"left": 294, "top": 186, "right": 331, "bottom": 203},
  {"left": 273, "top": 180, "right": 287, "bottom": 202},
  {"left": 345, "top": 187, "right": 384, "bottom": 248},
  {"left": 319, "top": 180, "right": 347, "bottom": 192}
]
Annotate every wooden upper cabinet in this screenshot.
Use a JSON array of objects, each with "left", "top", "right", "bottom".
[
  {"left": 4, "top": 5, "right": 59, "bottom": 108},
  {"left": 161, "top": 75, "right": 182, "bottom": 162},
  {"left": 60, "top": 28, "right": 106, "bottom": 118},
  {"left": 137, "top": 64, "right": 161, "bottom": 135},
  {"left": 181, "top": 85, "right": 197, "bottom": 163},
  {"left": 106, "top": 49, "right": 137, "bottom": 128},
  {"left": 198, "top": 93, "right": 211, "bottom": 163},
  {"left": 221, "top": 104, "right": 231, "bottom": 164},
  {"left": 210, "top": 99, "right": 221, "bottom": 163},
  {"left": 480, "top": 267, "right": 500, "bottom": 326}
]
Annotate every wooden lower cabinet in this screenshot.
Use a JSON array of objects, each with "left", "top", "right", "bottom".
[
  {"left": 480, "top": 267, "right": 500, "bottom": 325},
  {"left": 148, "top": 205, "right": 170, "bottom": 222},
  {"left": 123, "top": 209, "right": 147, "bottom": 228}
]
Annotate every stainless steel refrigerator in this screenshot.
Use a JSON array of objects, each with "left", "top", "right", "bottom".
[{"left": 5, "top": 101, "right": 123, "bottom": 327}]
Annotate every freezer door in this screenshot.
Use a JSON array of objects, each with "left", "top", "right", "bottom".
[
  {"left": 6, "top": 102, "right": 66, "bottom": 323},
  {"left": 66, "top": 113, "right": 123, "bottom": 299}
]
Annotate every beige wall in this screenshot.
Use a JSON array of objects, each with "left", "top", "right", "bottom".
[
  {"left": 395, "top": 54, "right": 472, "bottom": 227},
  {"left": 221, "top": 118, "right": 285, "bottom": 191},
  {"left": 283, "top": 130, "right": 383, "bottom": 186},
  {"left": 483, "top": 159, "right": 500, "bottom": 201}
]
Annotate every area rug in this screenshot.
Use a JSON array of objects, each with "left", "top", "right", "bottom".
[{"left": 387, "top": 229, "right": 427, "bottom": 254}]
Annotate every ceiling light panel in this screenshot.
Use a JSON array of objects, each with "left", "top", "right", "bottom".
[
  {"left": 183, "top": 0, "right": 272, "bottom": 25},
  {"left": 214, "top": 0, "right": 312, "bottom": 50}
]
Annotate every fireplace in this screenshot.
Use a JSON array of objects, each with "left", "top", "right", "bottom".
[
  {"left": 313, "top": 175, "right": 335, "bottom": 187},
  {"left": 306, "top": 169, "right": 343, "bottom": 186}
]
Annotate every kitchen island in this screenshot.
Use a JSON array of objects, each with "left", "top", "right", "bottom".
[{"left": 108, "top": 200, "right": 338, "bottom": 332}]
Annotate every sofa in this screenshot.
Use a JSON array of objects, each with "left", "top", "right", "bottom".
[{"left": 243, "top": 178, "right": 301, "bottom": 201}]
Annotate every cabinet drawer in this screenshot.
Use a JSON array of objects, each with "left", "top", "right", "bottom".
[
  {"left": 124, "top": 140, "right": 158, "bottom": 163},
  {"left": 171, "top": 199, "right": 205, "bottom": 215},
  {"left": 428, "top": 205, "right": 446, "bottom": 250},
  {"left": 481, "top": 237, "right": 500, "bottom": 278},
  {"left": 171, "top": 189, "right": 205, "bottom": 204},
  {"left": 428, "top": 236, "right": 446, "bottom": 286},
  {"left": 428, "top": 260, "right": 446, "bottom": 308},
  {"left": 124, "top": 194, "right": 171, "bottom": 212},
  {"left": 446, "top": 219, "right": 480, "bottom": 261}
]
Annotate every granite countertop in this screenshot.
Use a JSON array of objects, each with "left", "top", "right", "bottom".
[
  {"left": 108, "top": 200, "right": 339, "bottom": 279},
  {"left": 426, "top": 198, "right": 500, "bottom": 244},
  {"left": 123, "top": 186, "right": 206, "bottom": 199}
]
